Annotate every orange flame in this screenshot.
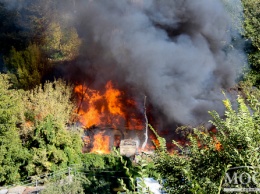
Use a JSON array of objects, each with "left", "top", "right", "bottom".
[
  {"left": 74, "top": 81, "right": 147, "bottom": 154},
  {"left": 74, "top": 81, "right": 144, "bottom": 129},
  {"left": 91, "top": 133, "right": 110, "bottom": 154},
  {"left": 105, "top": 81, "right": 125, "bottom": 118},
  {"left": 215, "top": 141, "right": 222, "bottom": 151},
  {"left": 74, "top": 84, "right": 103, "bottom": 127},
  {"left": 213, "top": 136, "right": 222, "bottom": 151}
]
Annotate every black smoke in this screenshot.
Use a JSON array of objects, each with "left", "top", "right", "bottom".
[
  {"left": 72, "top": 0, "right": 245, "bottom": 125},
  {"left": 2, "top": 0, "right": 246, "bottom": 126}
]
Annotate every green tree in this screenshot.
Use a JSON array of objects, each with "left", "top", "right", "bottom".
[
  {"left": 153, "top": 93, "right": 260, "bottom": 193},
  {"left": 0, "top": 74, "right": 29, "bottom": 185},
  {"left": 20, "top": 79, "right": 82, "bottom": 175},
  {"left": 19, "top": 0, "right": 81, "bottom": 61},
  {"left": 43, "top": 21, "right": 81, "bottom": 61},
  {"left": 4, "top": 44, "right": 51, "bottom": 90},
  {"left": 242, "top": 0, "right": 260, "bottom": 86},
  {"left": 25, "top": 115, "right": 83, "bottom": 175},
  {"left": 20, "top": 0, "right": 59, "bottom": 45},
  {"left": 22, "top": 79, "right": 75, "bottom": 130}
]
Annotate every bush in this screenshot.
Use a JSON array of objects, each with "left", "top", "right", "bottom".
[{"left": 153, "top": 93, "right": 260, "bottom": 193}]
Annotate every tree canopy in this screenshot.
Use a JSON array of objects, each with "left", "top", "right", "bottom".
[
  {"left": 242, "top": 0, "right": 260, "bottom": 86},
  {"left": 0, "top": 74, "right": 29, "bottom": 185},
  {"left": 0, "top": 74, "right": 83, "bottom": 183},
  {"left": 4, "top": 44, "right": 50, "bottom": 90}
]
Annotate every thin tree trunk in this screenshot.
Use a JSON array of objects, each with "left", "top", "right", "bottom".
[{"left": 141, "top": 96, "right": 148, "bottom": 150}]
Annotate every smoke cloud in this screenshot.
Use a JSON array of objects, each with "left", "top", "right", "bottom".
[
  {"left": 73, "top": 0, "right": 245, "bottom": 125},
  {"left": 1, "top": 0, "right": 245, "bottom": 126}
]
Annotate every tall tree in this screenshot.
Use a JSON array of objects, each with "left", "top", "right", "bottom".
[
  {"left": 242, "top": 0, "right": 260, "bottom": 86},
  {"left": 0, "top": 74, "right": 29, "bottom": 185},
  {"left": 43, "top": 22, "right": 81, "bottom": 61},
  {"left": 4, "top": 44, "right": 50, "bottom": 90},
  {"left": 25, "top": 115, "right": 83, "bottom": 175},
  {"left": 22, "top": 79, "right": 76, "bottom": 130},
  {"left": 21, "top": 80, "right": 82, "bottom": 175}
]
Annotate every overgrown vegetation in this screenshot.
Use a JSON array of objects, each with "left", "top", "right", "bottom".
[
  {"left": 0, "top": 1, "right": 260, "bottom": 194},
  {"left": 151, "top": 92, "right": 260, "bottom": 193},
  {"left": 0, "top": 74, "right": 82, "bottom": 185},
  {"left": 0, "top": 74, "right": 29, "bottom": 184},
  {"left": 0, "top": 0, "right": 81, "bottom": 89},
  {"left": 242, "top": 0, "right": 260, "bottom": 86},
  {"left": 4, "top": 44, "right": 50, "bottom": 89}
]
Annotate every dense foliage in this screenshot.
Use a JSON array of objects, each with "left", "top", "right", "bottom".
[
  {"left": 152, "top": 92, "right": 260, "bottom": 193},
  {"left": 0, "top": 0, "right": 81, "bottom": 89},
  {"left": 242, "top": 0, "right": 260, "bottom": 86},
  {"left": 0, "top": 74, "right": 139, "bottom": 192},
  {"left": 0, "top": 74, "right": 29, "bottom": 185},
  {"left": 0, "top": 74, "right": 82, "bottom": 184},
  {"left": 43, "top": 21, "right": 81, "bottom": 61},
  {"left": 4, "top": 44, "right": 50, "bottom": 89},
  {"left": 0, "top": 1, "right": 259, "bottom": 194}
]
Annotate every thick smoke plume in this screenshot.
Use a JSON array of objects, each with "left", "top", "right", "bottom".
[
  {"left": 2, "top": 0, "right": 245, "bottom": 126},
  {"left": 74, "top": 0, "right": 245, "bottom": 125}
]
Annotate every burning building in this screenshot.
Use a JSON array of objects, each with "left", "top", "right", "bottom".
[
  {"left": 65, "top": 0, "right": 245, "bottom": 153},
  {"left": 75, "top": 81, "right": 156, "bottom": 153}
]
